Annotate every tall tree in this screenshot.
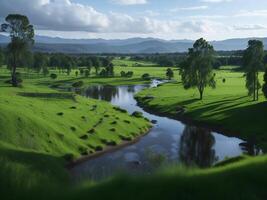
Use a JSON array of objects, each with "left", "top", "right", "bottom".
[
  {"left": 262, "top": 68, "right": 267, "bottom": 99},
  {"left": 1, "top": 14, "right": 34, "bottom": 86},
  {"left": 166, "top": 68, "right": 174, "bottom": 80},
  {"left": 0, "top": 48, "right": 4, "bottom": 67},
  {"left": 243, "top": 40, "right": 264, "bottom": 101},
  {"left": 180, "top": 38, "right": 216, "bottom": 100}
]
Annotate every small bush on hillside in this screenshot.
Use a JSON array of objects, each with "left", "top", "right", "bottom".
[
  {"left": 72, "top": 81, "right": 84, "bottom": 88},
  {"left": 132, "top": 111, "right": 143, "bottom": 118},
  {"left": 85, "top": 69, "right": 90, "bottom": 77},
  {"left": 142, "top": 73, "right": 150, "bottom": 80},
  {"left": 50, "top": 73, "right": 57, "bottom": 79},
  {"left": 63, "top": 153, "right": 74, "bottom": 162},
  {"left": 222, "top": 78, "right": 226, "bottom": 83}
]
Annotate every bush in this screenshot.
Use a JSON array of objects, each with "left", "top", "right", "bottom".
[
  {"left": 85, "top": 69, "right": 90, "bottom": 77},
  {"left": 72, "top": 81, "right": 84, "bottom": 88},
  {"left": 132, "top": 111, "right": 143, "bottom": 118},
  {"left": 126, "top": 71, "right": 134, "bottom": 77},
  {"left": 120, "top": 71, "right": 126, "bottom": 77},
  {"left": 142, "top": 73, "right": 150, "bottom": 80},
  {"left": 50, "top": 73, "right": 57, "bottom": 79},
  {"left": 63, "top": 153, "right": 74, "bottom": 162},
  {"left": 222, "top": 78, "right": 226, "bottom": 83}
]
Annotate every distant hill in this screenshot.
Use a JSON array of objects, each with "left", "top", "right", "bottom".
[{"left": 1, "top": 34, "right": 267, "bottom": 53}]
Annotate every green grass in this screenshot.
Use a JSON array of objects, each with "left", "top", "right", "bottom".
[
  {"left": 1, "top": 64, "right": 267, "bottom": 200},
  {"left": 0, "top": 65, "right": 152, "bottom": 198},
  {"left": 136, "top": 66, "right": 267, "bottom": 150}
]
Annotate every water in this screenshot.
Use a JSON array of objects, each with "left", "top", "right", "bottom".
[{"left": 70, "top": 81, "right": 245, "bottom": 181}]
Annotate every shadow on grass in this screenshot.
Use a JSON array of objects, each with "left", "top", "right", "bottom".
[{"left": 18, "top": 92, "right": 75, "bottom": 100}]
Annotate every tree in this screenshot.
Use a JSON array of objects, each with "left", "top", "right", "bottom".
[
  {"left": 166, "top": 68, "right": 174, "bottom": 80},
  {"left": 42, "top": 67, "right": 49, "bottom": 77},
  {"left": 262, "top": 68, "right": 267, "bottom": 99},
  {"left": 33, "top": 53, "right": 47, "bottom": 73},
  {"left": 85, "top": 69, "right": 90, "bottom": 77},
  {"left": 243, "top": 40, "right": 264, "bottom": 101},
  {"left": 1, "top": 14, "right": 34, "bottom": 86},
  {"left": 180, "top": 38, "right": 216, "bottom": 100},
  {"left": 0, "top": 48, "right": 4, "bottom": 67}
]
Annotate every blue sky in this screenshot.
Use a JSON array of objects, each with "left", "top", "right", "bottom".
[{"left": 1, "top": 0, "right": 267, "bottom": 40}]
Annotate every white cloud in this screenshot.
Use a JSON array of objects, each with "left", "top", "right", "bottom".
[
  {"left": 234, "top": 10, "right": 267, "bottom": 17},
  {"left": 171, "top": 6, "right": 208, "bottom": 12},
  {"left": 111, "top": 0, "right": 147, "bottom": 5},
  {"left": 0, "top": 0, "right": 109, "bottom": 31},
  {"left": 233, "top": 24, "right": 266, "bottom": 30},
  {"left": 201, "top": 0, "right": 232, "bottom": 3}
]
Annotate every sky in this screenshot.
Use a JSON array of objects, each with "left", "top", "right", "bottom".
[{"left": 1, "top": 0, "right": 267, "bottom": 40}]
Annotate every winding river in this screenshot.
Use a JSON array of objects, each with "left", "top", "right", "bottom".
[{"left": 70, "top": 81, "right": 245, "bottom": 181}]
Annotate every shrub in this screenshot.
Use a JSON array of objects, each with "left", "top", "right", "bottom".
[
  {"left": 85, "top": 69, "right": 90, "bottom": 77},
  {"left": 126, "top": 71, "right": 134, "bottom": 77},
  {"left": 72, "top": 81, "right": 84, "bottom": 88},
  {"left": 57, "top": 112, "right": 64, "bottom": 116},
  {"left": 70, "top": 126, "right": 76, "bottom": 131},
  {"left": 50, "top": 73, "right": 57, "bottom": 79},
  {"left": 142, "top": 73, "right": 150, "bottom": 80},
  {"left": 120, "top": 71, "right": 126, "bottom": 77},
  {"left": 63, "top": 153, "right": 74, "bottom": 162},
  {"left": 222, "top": 78, "right": 226, "bottom": 83},
  {"left": 132, "top": 111, "right": 143, "bottom": 118},
  {"left": 113, "top": 106, "right": 127, "bottom": 113}
]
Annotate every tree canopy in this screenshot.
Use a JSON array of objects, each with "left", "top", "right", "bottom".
[
  {"left": 180, "top": 38, "right": 216, "bottom": 100},
  {"left": 1, "top": 14, "right": 34, "bottom": 86},
  {"left": 243, "top": 40, "right": 264, "bottom": 101}
]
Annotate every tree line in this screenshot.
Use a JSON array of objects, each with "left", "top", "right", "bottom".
[{"left": 1, "top": 14, "right": 267, "bottom": 101}]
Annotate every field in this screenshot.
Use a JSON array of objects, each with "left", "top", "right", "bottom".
[
  {"left": 136, "top": 67, "right": 267, "bottom": 151},
  {"left": 1, "top": 59, "right": 267, "bottom": 200}
]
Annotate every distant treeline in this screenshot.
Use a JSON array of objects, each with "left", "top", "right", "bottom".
[
  {"left": 129, "top": 51, "right": 250, "bottom": 69},
  {"left": 1, "top": 48, "right": 267, "bottom": 71}
]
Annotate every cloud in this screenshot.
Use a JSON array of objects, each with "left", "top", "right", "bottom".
[
  {"left": 201, "top": 0, "right": 232, "bottom": 3},
  {"left": 233, "top": 24, "right": 267, "bottom": 30},
  {"left": 234, "top": 10, "right": 267, "bottom": 17},
  {"left": 111, "top": 0, "right": 147, "bottom": 5},
  {"left": 171, "top": 6, "right": 208, "bottom": 12},
  {"left": 0, "top": 0, "right": 109, "bottom": 32}
]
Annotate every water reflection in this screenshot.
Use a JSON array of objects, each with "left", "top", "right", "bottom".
[
  {"left": 179, "top": 126, "right": 217, "bottom": 168},
  {"left": 84, "top": 85, "right": 118, "bottom": 102}
]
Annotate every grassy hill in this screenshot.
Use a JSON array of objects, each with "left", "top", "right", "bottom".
[{"left": 1, "top": 62, "right": 267, "bottom": 200}]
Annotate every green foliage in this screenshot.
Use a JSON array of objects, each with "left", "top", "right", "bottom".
[
  {"left": 142, "top": 73, "right": 150, "bottom": 80},
  {"left": 180, "top": 38, "right": 215, "bottom": 100},
  {"left": 72, "top": 81, "right": 84, "bottom": 88},
  {"left": 166, "top": 68, "right": 174, "bottom": 80},
  {"left": 50, "top": 73, "right": 57, "bottom": 79},
  {"left": 1, "top": 14, "right": 34, "bottom": 86},
  {"left": 33, "top": 52, "right": 48, "bottom": 72},
  {"left": 84, "top": 69, "right": 90, "bottom": 77},
  {"left": 262, "top": 68, "right": 267, "bottom": 98},
  {"left": 243, "top": 40, "right": 264, "bottom": 101}
]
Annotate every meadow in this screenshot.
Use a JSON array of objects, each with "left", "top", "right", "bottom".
[{"left": 1, "top": 59, "right": 267, "bottom": 200}]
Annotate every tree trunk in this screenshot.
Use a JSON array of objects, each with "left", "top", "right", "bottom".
[
  {"left": 253, "top": 72, "right": 256, "bottom": 101},
  {"left": 11, "top": 52, "right": 18, "bottom": 87},
  {"left": 199, "top": 87, "right": 203, "bottom": 100},
  {"left": 256, "top": 72, "right": 259, "bottom": 101}
]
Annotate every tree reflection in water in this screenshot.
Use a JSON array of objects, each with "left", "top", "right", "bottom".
[
  {"left": 179, "top": 126, "right": 217, "bottom": 168},
  {"left": 84, "top": 85, "right": 118, "bottom": 102}
]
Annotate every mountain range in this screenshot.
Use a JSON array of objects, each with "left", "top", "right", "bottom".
[{"left": 1, "top": 34, "right": 267, "bottom": 54}]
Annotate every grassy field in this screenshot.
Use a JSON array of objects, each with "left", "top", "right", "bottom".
[
  {"left": 136, "top": 66, "right": 267, "bottom": 151},
  {"left": 1, "top": 61, "right": 267, "bottom": 200},
  {"left": 0, "top": 64, "right": 154, "bottom": 198}
]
